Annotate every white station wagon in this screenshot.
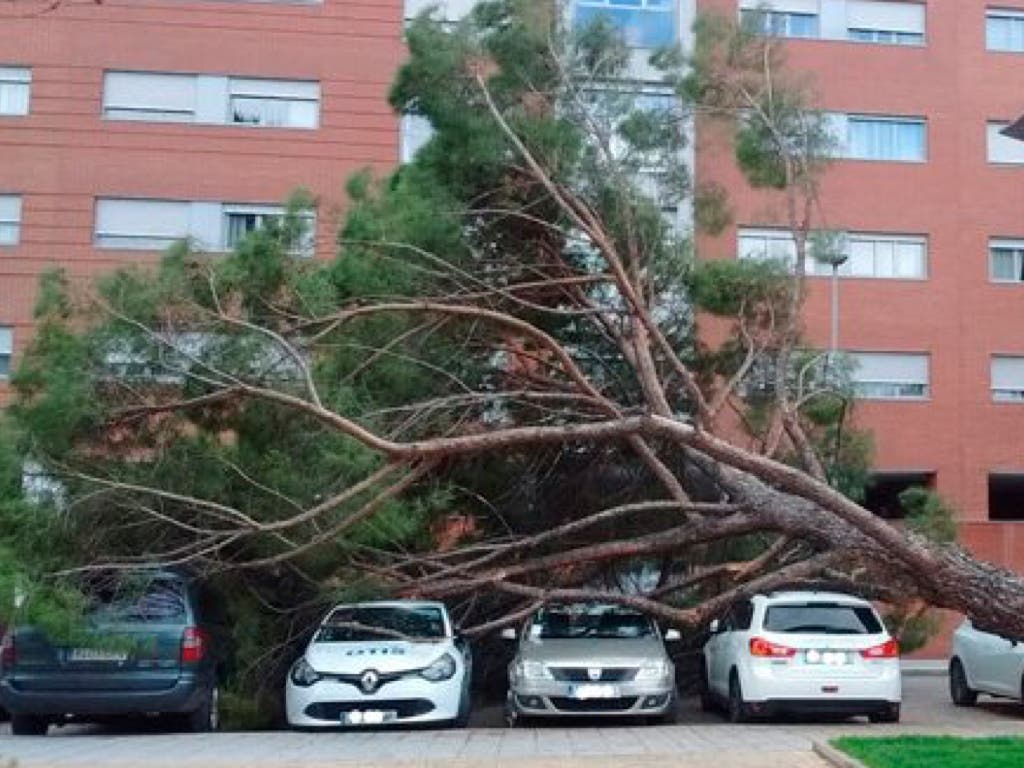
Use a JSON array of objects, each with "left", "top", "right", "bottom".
[{"left": 700, "top": 591, "right": 901, "bottom": 723}]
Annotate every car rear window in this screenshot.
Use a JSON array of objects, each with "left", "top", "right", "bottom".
[
  {"left": 763, "top": 603, "right": 882, "bottom": 635},
  {"left": 87, "top": 578, "right": 188, "bottom": 623}
]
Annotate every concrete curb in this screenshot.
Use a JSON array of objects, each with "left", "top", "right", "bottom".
[{"left": 812, "top": 740, "right": 871, "bottom": 768}]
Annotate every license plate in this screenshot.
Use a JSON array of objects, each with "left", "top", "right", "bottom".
[
  {"left": 569, "top": 684, "right": 618, "bottom": 700},
  {"left": 804, "top": 649, "right": 850, "bottom": 666},
  {"left": 69, "top": 648, "right": 128, "bottom": 663},
  {"left": 340, "top": 709, "right": 396, "bottom": 725}
]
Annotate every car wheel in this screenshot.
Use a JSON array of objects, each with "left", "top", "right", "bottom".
[
  {"left": 949, "top": 658, "right": 978, "bottom": 707},
  {"left": 698, "top": 662, "right": 716, "bottom": 713},
  {"left": 504, "top": 697, "right": 527, "bottom": 728},
  {"left": 11, "top": 714, "right": 48, "bottom": 736},
  {"left": 452, "top": 687, "right": 472, "bottom": 729},
  {"left": 182, "top": 684, "right": 220, "bottom": 733},
  {"left": 727, "top": 671, "right": 749, "bottom": 724},
  {"left": 868, "top": 703, "right": 900, "bottom": 724},
  {"left": 652, "top": 691, "right": 680, "bottom": 725}
]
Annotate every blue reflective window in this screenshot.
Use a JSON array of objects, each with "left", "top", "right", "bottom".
[
  {"left": 848, "top": 28, "right": 923, "bottom": 46},
  {"left": 740, "top": 9, "right": 819, "bottom": 39},
  {"left": 846, "top": 117, "right": 926, "bottom": 162},
  {"left": 574, "top": 0, "right": 677, "bottom": 48}
]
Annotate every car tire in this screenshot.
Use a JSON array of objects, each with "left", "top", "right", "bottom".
[
  {"left": 868, "top": 703, "right": 900, "bottom": 724},
  {"left": 182, "top": 684, "right": 220, "bottom": 733},
  {"left": 698, "top": 662, "right": 716, "bottom": 713},
  {"left": 652, "top": 691, "right": 680, "bottom": 725},
  {"left": 727, "top": 671, "right": 750, "bottom": 724},
  {"left": 949, "top": 658, "right": 978, "bottom": 707},
  {"left": 452, "top": 688, "right": 472, "bottom": 729},
  {"left": 11, "top": 714, "right": 48, "bottom": 736}
]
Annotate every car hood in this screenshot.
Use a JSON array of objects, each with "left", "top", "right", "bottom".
[
  {"left": 518, "top": 637, "right": 667, "bottom": 666},
  {"left": 304, "top": 640, "right": 450, "bottom": 674}
]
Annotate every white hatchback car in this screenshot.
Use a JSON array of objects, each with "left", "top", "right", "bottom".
[
  {"left": 949, "top": 619, "right": 1024, "bottom": 706},
  {"left": 700, "top": 591, "right": 901, "bottom": 723},
  {"left": 286, "top": 601, "right": 472, "bottom": 729}
]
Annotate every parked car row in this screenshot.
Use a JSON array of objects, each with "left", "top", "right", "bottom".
[{"left": 8, "top": 578, "right": 1024, "bottom": 735}]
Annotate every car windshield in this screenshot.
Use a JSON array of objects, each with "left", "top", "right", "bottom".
[
  {"left": 316, "top": 606, "right": 446, "bottom": 642},
  {"left": 87, "top": 578, "right": 188, "bottom": 623},
  {"left": 764, "top": 603, "right": 882, "bottom": 635},
  {"left": 531, "top": 606, "right": 656, "bottom": 639}
]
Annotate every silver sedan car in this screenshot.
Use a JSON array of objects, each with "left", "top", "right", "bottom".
[{"left": 502, "top": 603, "right": 680, "bottom": 725}]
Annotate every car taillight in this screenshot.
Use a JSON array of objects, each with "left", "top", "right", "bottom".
[
  {"left": 181, "top": 626, "right": 207, "bottom": 664},
  {"left": 861, "top": 639, "right": 900, "bottom": 659},
  {"left": 0, "top": 633, "right": 14, "bottom": 670},
  {"left": 749, "top": 637, "right": 797, "bottom": 658}
]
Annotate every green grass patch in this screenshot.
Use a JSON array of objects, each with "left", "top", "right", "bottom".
[{"left": 834, "top": 736, "right": 1024, "bottom": 768}]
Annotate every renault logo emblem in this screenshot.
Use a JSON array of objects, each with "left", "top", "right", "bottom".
[
  {"left": 587, "top": 668, "right": 602, "bottom": 682},
  {"left": 360, "top": 669, "right": 381, "bottom": 694}
]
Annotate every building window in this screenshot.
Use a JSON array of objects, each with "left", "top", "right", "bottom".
[
  {"left": 223, "top": 204, "right": 315, "bottom": 256},
  {"left": 989, "top": 473, "right": 1024, "bottom": 521},
  {"left": 229, "top": 78, "right": 319, "bottom": 129},
  {"left": 741, "top": 9, "right": 819, "bottom": 38},
  {"left": 96, "top": 198, "right": 315, "bottom": 254},
  {"left": 94, "top": 199, "right": 192, "bottom": 250},
  {"left": 574, "top": 0, "right": 678, "bottom": 48},
  {"left": 845, "top": 234, "right": 926, "bottom": 278},
  {"left": 0, "top": 66, "right": 30, "bottom": 116},
  {"left": 846, "top": 116, "right": 926, "bottom": 162},
  {"left": 987, "top": 122, "right": 1024, "bottom": 164},
  {"left": 737, "top": 228, "right": 927, "bottom": 279},
  {"left": 992, "top": 356, "right": 1024, "bottom": 402},
  {"left": 0, "top": 195, "right": 22, "bottom": 246},
  {"left": 987, "top": 9, "right": 1024, "bottom": 52},
  {"left": 102, "top": 72, "right": 197, "bottom": 123},
  {"left": 103, "top": 71, "right": 319, "bottom": 129},
  {"left": 0, "top": 326, "right": 12, "bottom": 379},
  {"left": 848, "top": 351, "right": 929, "bottom": 400},
  {"left": 846, "top": 1, "right": 925, "bottom": 45},
  {"left": 864, "top": 472, "right": 935, "bottom": 519},
  {"left": 990, "top": 238, "right": 1024, "bottom": 282},
  {"left": 401, "top": 114, "right": 434, "bottom": 163}
]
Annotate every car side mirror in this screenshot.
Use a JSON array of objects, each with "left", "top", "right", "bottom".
[
  {"left": 709, "top": 619, "right": 721, "bottom": 635},
  {"left": 664, "top": 629, "right": 681, "bottom": 642},
  {"left": 500, "top": 627, "right": 517, "bottom": 641}
]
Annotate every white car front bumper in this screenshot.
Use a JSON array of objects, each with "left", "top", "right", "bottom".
[{"left": 286, "top": 675, "right": 464, "bottom": 728}]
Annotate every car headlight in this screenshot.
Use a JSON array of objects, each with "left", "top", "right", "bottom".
[
  {"left": 421, "top": 652, "right": 457, "bottom": 682},
  {"left": 636, "top": 660, "right": 671, "bottom": 681},
  {"left": 513, "top": 659, "right": 551, "bottom": 680},
  {"left": 290, "top": 657, "right": 322, "bottom": 687}
]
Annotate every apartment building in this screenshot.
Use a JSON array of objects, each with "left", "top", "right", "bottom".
[
  {"left": 2, "top": 0, "right": 1024, "bottom": 653},
  {"left": 697, "top": 1, "right": 1024, "bottom": 655},
  {"left": 0, "top": 0, "right": 406, "bottom": 394}
]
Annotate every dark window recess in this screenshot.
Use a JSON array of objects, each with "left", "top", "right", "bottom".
[
  {"left": 863, "top": 472, "right": 935, "bottom": 520},
  {"left": 989, "top": 474, "right": 1024, "bottom": 521}
]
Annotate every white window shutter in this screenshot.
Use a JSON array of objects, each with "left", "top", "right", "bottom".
[
  {"left": 847, "top": 1, "right": 925, "bottom": 34},
  {"left": 103, "top": 72, "right": 197, "bottom": 112},
  {"left": 0, "top": 327, "right": 12, "bottom": 355},
  {"left": 988, "top": 123, "right": 1024, "bottom": 165},
  {"left": 992, "top": 357, "right": 1024, "bottom": 391},
  {"left": 851, "top": 352, "right": 928, "bottom": 383},
  {"left": 96, "top": 199, "right": 190, "bottom": 238}
]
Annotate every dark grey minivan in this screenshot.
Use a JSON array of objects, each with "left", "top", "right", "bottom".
[{"left": 0, "top": 571, "right": 226, "bottom": 735}]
